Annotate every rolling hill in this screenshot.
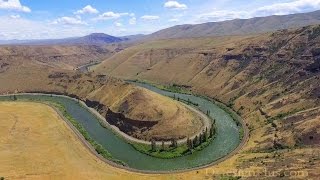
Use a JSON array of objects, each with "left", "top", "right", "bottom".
[{"left": 145, "top": 10, "right": 320, "bottom": 40}]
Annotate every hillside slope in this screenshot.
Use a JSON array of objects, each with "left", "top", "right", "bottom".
[
  {"left": 96, "top": 24, "right": 320, "bottom": 155},
  {"left": 145, "top": 10, "right": 320, "bottom": 40},
  {"left": 0, "top": 44, "right": 127, "bottom": 70},
  {"left": 93, "top": 25, "right": 320, "bottom": 177}
]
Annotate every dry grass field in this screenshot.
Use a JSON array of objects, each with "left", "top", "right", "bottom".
[{"left": 0, "top": 102, "right": 160, "bottom": 180}]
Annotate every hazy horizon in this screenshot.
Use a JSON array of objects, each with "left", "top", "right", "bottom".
[{"left": 1, "top": 0, "right": 320, "bottom": 40}]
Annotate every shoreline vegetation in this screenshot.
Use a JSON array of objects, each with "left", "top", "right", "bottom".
[
  {"left": 131, "top": 133, "right": 216, "bottom": 159},
  {"left": 2, "top": 95, "right": 127, "bottom": 166}
]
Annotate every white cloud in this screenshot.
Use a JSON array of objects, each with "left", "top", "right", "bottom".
[
  {"left": 129, "top": 17, "right": 136, "bottom": 25},
  {"left": 75, "top": 5, "right": 99, "bottom": 14},
  {"left": 51, "top": 16, "right": 87, "bottom": 26},
  {"left": 0, "top": 16, "right": 95, "bottom": 40},
  {"left": 197, "top": 10, "right": 249, "bottom": 22},
  {"left": 141, "top": 15, "right": 160, "bottom": 20},
  {"left": 0, "top": 0, "right": 31, "bottom": 12},
  {"left": 10, "top": 14, "right": 20, "bottom": 19},
  {"left": 96, "top": 11, "right": 129, "bottom": 20},
  {"left": 254, "top": 0, "right": 320, "bottom": 16},
  {"left": 164, "top": 1, "right": 187, "bottom": 10},
  {"left": 115, "top": 22, "right": 122, "bottom": 27},
  {"left": 168, "top": 18, "right": 179, "bottom": 22},
  {"left": 197, "top": 0, "right": 320, "bottom": 23}
]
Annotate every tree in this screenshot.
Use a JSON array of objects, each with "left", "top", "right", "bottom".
[
  {"left": 161, "top": 141, "right": 165, "bottom": 151},
  {"left": 0, "top": 177, "right": 4, "bottom": 180},
  {"left": 206, "top": 110, "right": 211, "bottom": 116},
  {"left": 209, "top": 123, "right": 215, "bottom": 138},
  {"left": 204, "top": 128, "right": 208, "bottom": 142},
  {"left": 193, "top": 135, "right": 199, "bottom": 147},
  {"left": 199, "top": 132, "right": 203, "bottom": 144},
  {"left": 13, "top": 95, "right": 17, "bottom": 101},
  {"left": 151, "top": 139, "right": 156, "bottom": 152},
  {"left": 171, "top": 139, "right": 178, "bottom": 148},
  {"left": 177, "top": 97, "right": 180, "bottom": 101},
  {"left": 187, "top": 137, "right": 192, "bottom": 150}
]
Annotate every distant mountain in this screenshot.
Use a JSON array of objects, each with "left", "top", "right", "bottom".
[
  {"left": 70, "top": 33, "right": 124, "bottom": 44},
  {"left": 145, "top": 10, "right": 320, "bottom": 40},
  {"left": 0, "top": 39, "right": 38, "bottom": 45},
  {"left": 120, "top": 34, "right": 145, "bottom": 41},
  {"left": 0, "top": 33, "right": 126, "bottom": 45},
  {"left": 3, "top": 10, "right": 320, "bottom": 45}
]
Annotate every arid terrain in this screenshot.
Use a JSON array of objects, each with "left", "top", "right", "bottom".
[
  {"left": 0, "top": 44, "right": 127, "bottom": 70},
  {"left": 1, "top": 11, "right": 320, "bottom": 179},
  {"left": 96, "top": 25, "right": 320, "bottom": 148},
  {"left": 94, "top": 25, "right": 320, "bottom": 178}
]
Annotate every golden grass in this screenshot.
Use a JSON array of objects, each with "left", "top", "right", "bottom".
[{"left": 0, "top": 102, "right": 158, "bottom": 180}]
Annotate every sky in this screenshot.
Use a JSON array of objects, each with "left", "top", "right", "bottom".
[{"left": 0, "top": 0, "right": 320, "bottom": 40}]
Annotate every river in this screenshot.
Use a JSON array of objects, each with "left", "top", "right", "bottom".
[{"left": 0, "top": 84, "right": 240, "bottom": 171}]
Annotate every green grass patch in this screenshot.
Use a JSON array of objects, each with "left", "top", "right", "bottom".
[{"left": 132, "top": 143, "right": 190, "bottom": 159}]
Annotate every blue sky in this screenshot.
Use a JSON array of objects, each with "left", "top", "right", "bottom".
[{"left": 0, "top": 0, "right": 320, "bottom": 40}]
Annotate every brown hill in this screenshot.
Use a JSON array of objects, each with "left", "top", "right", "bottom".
[
  {"left": 0, "top": 44, "right": 127, "bottom": 70},
  {"left": 0, "top": 48, "right": 201, "bottom": 141},
  {"left": 144, "top": 10, "right": 320, "bottom": 40}
]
